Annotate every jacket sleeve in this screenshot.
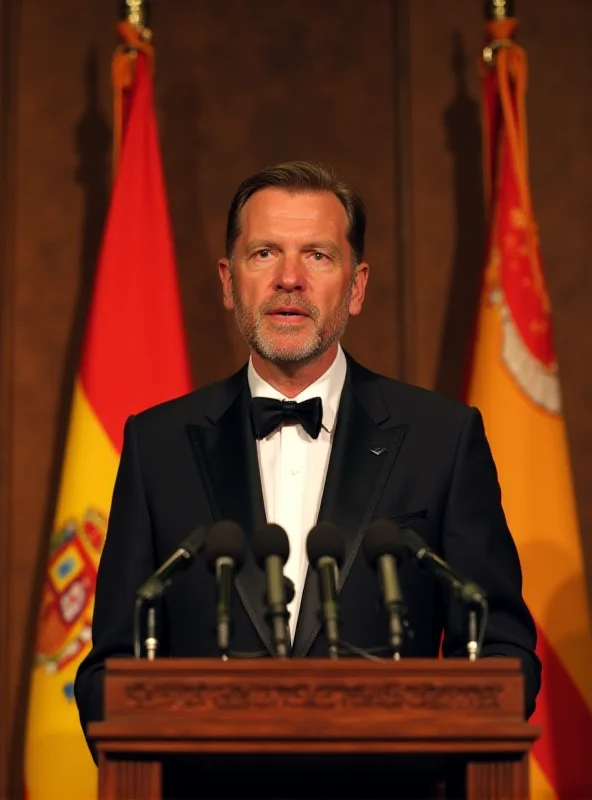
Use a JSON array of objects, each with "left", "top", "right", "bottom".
[
  {"left": 74, "top": 414, "right": 157, "bottom": 760},
  {"left": 440, "top": 406, "right": 541, "bottom": 718}
]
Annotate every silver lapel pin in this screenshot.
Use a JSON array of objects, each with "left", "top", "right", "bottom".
[{"left": 370, "top": 446, "right": 387, "bottom": 456}]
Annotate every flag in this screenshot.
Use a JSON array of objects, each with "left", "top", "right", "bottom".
[
  {"left": 24, "top": 22, "right": 192, "bottom": 800},
  {"left": 466, "top": 15, "right": 592, "bottom": 800}
]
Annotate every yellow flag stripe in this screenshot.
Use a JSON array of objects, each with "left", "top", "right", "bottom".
[
  {"left": 25, "top": 380, "right": 118, "bottom": 800},
  {"left": 53, "top": 380, "right": 120, "bottom": 524},
  {"left": 530, "top": 756, "right": 558, "bottom": 800},
  {"left": 467, "top": 299, "right": 592, "bottom": 710}
]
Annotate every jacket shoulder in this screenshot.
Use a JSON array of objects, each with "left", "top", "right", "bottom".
[
  {"left": 349, "top": 357, "right": 473, "bottom": 425},
  {"left": 132, "top": 366, "right": 247, "bottom": 432}
]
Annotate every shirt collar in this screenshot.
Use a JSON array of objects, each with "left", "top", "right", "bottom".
[{"left": 247, "top": 345, "right": 347, "bottom": 434}]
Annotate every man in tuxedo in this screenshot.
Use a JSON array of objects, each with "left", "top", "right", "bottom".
[{"left": 75, "top": 160, "right": 540, "bottom": 756}]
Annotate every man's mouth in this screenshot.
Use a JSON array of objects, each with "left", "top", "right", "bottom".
[{"left": 267, "top": 308, "right": 308, "bottom": 318}]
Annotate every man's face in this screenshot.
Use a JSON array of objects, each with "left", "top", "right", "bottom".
[{"left": 218, "top": 188, "right": 368, "bottom": 367}]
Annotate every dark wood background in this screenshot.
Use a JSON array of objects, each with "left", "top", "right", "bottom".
[{"left": 1, "top": 1, "right": 591, "bottom": 796}]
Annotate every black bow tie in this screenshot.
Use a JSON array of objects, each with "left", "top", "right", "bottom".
[{"left": 250, "top": 396, "right": 323, "bottom": 440}]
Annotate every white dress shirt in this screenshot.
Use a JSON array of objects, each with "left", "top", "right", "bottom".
[{"left": 247, "top": 345, "right": 347, "bottom": 639}]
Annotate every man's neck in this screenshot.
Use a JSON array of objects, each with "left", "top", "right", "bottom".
[{"left": 250, "top": 345, "right": 339, "bottom": 398}]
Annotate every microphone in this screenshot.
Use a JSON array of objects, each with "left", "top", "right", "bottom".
[
  {"left": 362, "top": 520, "right": 408, "bottom": 659},
  {"left": 398, "top": 526, "right": 487, "bottom": 606},
  {"left": 136, "top": 526, "right": 206, "bottom": 601},
  {"left": 252, "top": 523, "right": 291, "bottom": 658},
  {"left": 204, "top": 521, "right": 248, "bottom": 658},
  {"left": 306, "top": 522, "right": 345, "bottom": 660}
]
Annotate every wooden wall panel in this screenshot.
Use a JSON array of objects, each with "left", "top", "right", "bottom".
[
  {"left": 0, "top": 0, "right": 18, "bottom": 794},
  {"left": 5, "top": 1, "right": 115, "bottom": 793},
  {"left": 410, "top": 0, "right": 484, "bottom": 395}
]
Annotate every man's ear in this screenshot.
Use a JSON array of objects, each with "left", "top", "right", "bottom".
[
  {"left": 218, "top": 259, "right": 234, "bottom": 311},
  {"left": 348, "top": 262, "right": 369, "bottom": 317}
]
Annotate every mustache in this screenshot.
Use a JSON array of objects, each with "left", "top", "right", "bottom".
[{"left": 260, "top": 295, "right": 320, "bottom": 320}]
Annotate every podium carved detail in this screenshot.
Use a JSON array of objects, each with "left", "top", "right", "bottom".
[{"left": 123, "top": 680, "right": 503, "bottom": 713}]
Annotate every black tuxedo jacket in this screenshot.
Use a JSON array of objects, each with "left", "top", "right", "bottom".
[{"left": 75, "top": 355, "right": 540, "bottom": 747}]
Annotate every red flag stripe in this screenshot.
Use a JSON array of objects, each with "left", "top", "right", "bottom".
[
  {"left": 80, "top": 54, "right": 191, "bottom": 452},
  {"left": 531, "top": 624, "right": 592, "bottom": 797}
]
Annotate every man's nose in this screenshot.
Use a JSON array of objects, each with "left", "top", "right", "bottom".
[{"left": 273, "top": 253, "right": 307, "bottom": 292}]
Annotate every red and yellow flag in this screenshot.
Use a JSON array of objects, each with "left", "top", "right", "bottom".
[
  {"left": 24, "top": 22, "right": 192, "bottom": 800},
  {"left": 467, "top": 16, "right": 592, "bottom": 799}
]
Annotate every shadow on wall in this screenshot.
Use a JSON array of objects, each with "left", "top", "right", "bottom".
[
  {"left": 159, "top": 78, "right": 235, "bottom": 387},
  {"left": 9, "top": 45, "right": 111, "bottom": 798},
  {"left": 435, "top": 32, "right": 485, "bottom": 402}
]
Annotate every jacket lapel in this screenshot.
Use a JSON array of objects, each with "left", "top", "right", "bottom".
[
  {"left": 186, "top": 370, "right": 273, "bottom": 655},
  {"left": 292, "top": 361, "right": 408, "bottom": 657}
]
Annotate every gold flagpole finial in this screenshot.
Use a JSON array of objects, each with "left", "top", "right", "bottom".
[
  {"left": 483, "top": 0, "right": 518, "bottom": 64},
  {"left": 484, "top": 0, "right": 516, "bottom": 21},
  {"left": 120, "top": 0, "right": 151, "bottom": 34}
]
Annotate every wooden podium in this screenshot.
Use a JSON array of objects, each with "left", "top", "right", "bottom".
[{"left": 89, "top": 657, "right": 539, "bottom": 800}]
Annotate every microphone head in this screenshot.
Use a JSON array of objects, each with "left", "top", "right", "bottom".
[
  {"left": 252, "top": 523, "right": 290, "bottom": 568},
  {"left": 362, "top": 520, "right": 408, "bottom": 566},
  {"left": 204, "top": 521, "right": 248, "bottom": 573},
  {"left": 181, "top": 525, "right": 207, "bottom": 558},
  {"left": 306, "top": 522, "right": 345, "bottom": 567}
]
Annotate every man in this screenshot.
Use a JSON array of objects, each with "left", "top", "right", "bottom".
[{"left": 75, "top": 160, "right": 540, "bottom": 754}]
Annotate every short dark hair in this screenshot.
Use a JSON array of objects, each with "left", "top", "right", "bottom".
[{"left": 225, "top": 160, "right": 366, "bottom": 265}]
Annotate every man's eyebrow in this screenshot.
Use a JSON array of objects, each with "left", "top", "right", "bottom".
[
  {"left": 243, "top": 239, "right": 342, "bottom": 257},
  {"left": 301, "top": 241, "right": 341, "bottom": 257},
  {"left": 244, "top": 239, "right": 281, "bottom": 254}
]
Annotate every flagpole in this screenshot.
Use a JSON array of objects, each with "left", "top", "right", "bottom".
[{"left": 113, "top": 1, "right": 154, "bottom": 173}]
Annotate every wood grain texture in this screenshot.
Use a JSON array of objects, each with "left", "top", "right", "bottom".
[
  {"left": 466, "top": 756, "right": 529, "bottom": 800},
  {"left": 5, "top": 2, "right": 114, "bottom": 795},
  {"left": 0, "top": 0, "right": 19, "bottom": 796},
  {"left": 409, "top": 0, "right": 485, "bottom": 394}
]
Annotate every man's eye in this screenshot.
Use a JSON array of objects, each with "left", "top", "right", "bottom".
[
  {"left": 312, "top": 252, "right": 328, "bottom": 261},
  {"left": 256, "top": 249, "right": 270, "bottom": 258}
]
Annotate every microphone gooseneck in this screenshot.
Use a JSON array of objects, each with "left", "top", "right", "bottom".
[
  {"left": 397, "top": 525, "right": 489, "bottom": 658},
  {"left": 136, "top": 526, "right": 206, "bottom": 601},
  {"left": 400, "top": 526, "right": 487, "bottom": 606},
  {"left": 134, "top": 525, "right": 207, "bottom": 659}
]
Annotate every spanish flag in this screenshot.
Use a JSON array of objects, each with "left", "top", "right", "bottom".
[
  {"left": 466, "top": 16, "right": 592, "bottom": 799},
  {"left": 24, "top": 23, "right": 192, "bottom": 800}
]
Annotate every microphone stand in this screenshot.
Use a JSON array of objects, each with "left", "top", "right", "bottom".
[
  {"left": 467, "top": 609, "right": 478, "bottom": 662},
  {"left": 389, "top": 602, "right": 406, "bottom": 661},
  {"left": 133, "top": 596, "right": 159, "bottom": 659},
  {"left": 466, "top": 597, "right": 489, "bottom": 661},
  {"left": 145, "top": 606, "right": 158, "bottom": 660}
]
